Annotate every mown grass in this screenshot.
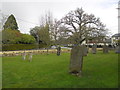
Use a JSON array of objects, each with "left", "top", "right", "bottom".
[{"left": 2, "top": 51, "right": 118, "bottom": 88}]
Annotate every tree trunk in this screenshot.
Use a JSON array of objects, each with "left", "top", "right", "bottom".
[{"left": 69, "top": 45, "right": 85, "bottom": 77}]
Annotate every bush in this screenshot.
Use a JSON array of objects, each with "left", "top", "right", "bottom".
[
  {"left": 19, "top": 34, "right": 36, "bottom": 44},
  {"left": 2, "top": 44, "right": 47, "bottom": 51}
]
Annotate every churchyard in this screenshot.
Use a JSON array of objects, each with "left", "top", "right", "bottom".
[
  {"left": 2, "top": 50, "right": 118, "bottom": 88},
  {"left": 1, "top": 4, "right": 119, "bottom": 88}
]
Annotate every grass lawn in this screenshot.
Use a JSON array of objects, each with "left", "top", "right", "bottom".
[{"left": 2, "top": 51, "right": 118, "bottom": 88}]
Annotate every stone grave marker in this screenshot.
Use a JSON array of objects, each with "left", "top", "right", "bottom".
[
  {"left": 29, "top": 52, "right": 33, "bottom": 62},
  {"left": 103, "top": 45, "right": 109, "bottom": 53},
  {"left": 57, "top": 46, "right": 61, "bottom": 56},
  {"left": 92, "top": 44, "right": 97, "bottom": 54},
  {"left": 115, "top": 45, "right": 120, "bottom": 54},
  {"left": 69, "top": 45, "right": 85, "bottom": 76},
  {"left": 83, "top": 45, "right": 88, "bottom": 56},
  {"left": 22, "top": 52, "right": 26, "bottom": 60}
]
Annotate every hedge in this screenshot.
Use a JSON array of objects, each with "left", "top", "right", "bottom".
[{"left": 2, "top": 44, "right": 46, "bottom": 51}]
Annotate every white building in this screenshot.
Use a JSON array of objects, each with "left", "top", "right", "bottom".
[
  {"left": 111, "top": 1, "right": 120, "bottom": 45},
  {"left": 111, "top": 33, "right": 120, "bottom": 45}
]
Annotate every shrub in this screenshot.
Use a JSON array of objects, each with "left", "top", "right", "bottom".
[{"left": 2, "top": 44, "right": 46, "bottom": 51}]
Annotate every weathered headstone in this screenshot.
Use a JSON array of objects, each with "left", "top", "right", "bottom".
[
  {"left": 92, "top": 44, "right": 97, "bottom": 54},
  {"left": 83, "top": 45, "right": 89, "bottom": 56},
  {"left": 103, "top": 45, "right": 109, "bottom": 53},
  {"left": 57, "top": 46, "right": 61, "bottom": 56},
  {"left": 22, "top": 52, "right": 26, "bottom": 60},
  {"left": 29, "top": 52, "right": 33, "bottom": 62},
  {"left": 69, "top": 45, "right": 84, "bottom": 76},
  {"left": 115, "top": 45, "right": 120, "bottom": 54}
]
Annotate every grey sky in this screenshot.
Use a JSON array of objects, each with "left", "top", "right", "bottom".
[{"left": 0, "top": 0, "right": 119, "bottom": 35}]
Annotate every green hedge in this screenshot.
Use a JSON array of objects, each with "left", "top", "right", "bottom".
[{"left": 2, "top": 44, "right": 46, "bottom": 51}]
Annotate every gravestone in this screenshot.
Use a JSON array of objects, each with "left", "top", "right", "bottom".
[
  {"left": 83, "top": 45, "right": 88, "bottom": 56},
  {"left": 29, "top": 52, "right": 33, "bottom": 62},
  {"left": 69, "top": 45, "right": 84, "bottom": 76},
  {"left": 57, "top": 46, "right": 61, "bottom": 56},
  {"left": 103, "top": 45, "right": 109, "bottom": 53},
  {"left": 22, "top": 52, "right": 26, "bottom": 60},
  {"left": 92, "top": 44, "right": 97, "bottom": 54},
  {"left": 115, "top": 46, "right": 120, "bottom": 54}
]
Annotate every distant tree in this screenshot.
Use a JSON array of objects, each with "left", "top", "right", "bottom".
[
  {"left": 30, "top": 11, "right": 53, "bottom": 43},
  {"left": 38, "top": 24, "right": 51, "bottom": 46},
  {"left": 20, "top": 34, "right": 36, "bottom": 44},
  {"left": 50, "top": 19, "right": 69, "bottom": 45},
  {"left": 30, "top": 26, "right": 40, "bottom": 43},
  {"left": 30, "top": 24, "right": 51, "bottom": 50},
  {"left": 3, "top": 14, "right": 18, "bottom": 30},
  {"left": 30, "top": 11, "right": 53, "bottom": 54},
  {"left": 50, "top": 19, "right": 60, "bottom": 45},
  {"left": 38, "top": 24, "right": 52, "bottom": 55},
  {"left": 2, "top": 29, "right": 35, "bottom": 44},
  {"left": 2, "top": 29, "right": 21, "bottom": 44}
]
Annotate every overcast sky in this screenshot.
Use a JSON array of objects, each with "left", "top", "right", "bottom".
[{"left": 0, "top": 0, "right": 119, "bottom": 36}]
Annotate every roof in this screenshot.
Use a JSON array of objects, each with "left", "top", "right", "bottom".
[{"left": 112, "top": 33, "right": 120, "bottom": 37}]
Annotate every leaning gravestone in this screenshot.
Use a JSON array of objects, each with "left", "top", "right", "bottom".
[
  {"left": 103, "top": 45, "right": 109, "bottom": 53},
  {"left": 115, "top": 46, "right": 120, "bottom": 54},
  {"left": 69, "top": 45, "right": 85, "bottom": 76},
  {"left": 92, "top": 44, "right": 97, "bottom": 54}
]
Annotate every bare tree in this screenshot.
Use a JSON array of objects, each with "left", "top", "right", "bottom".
[
  {"left": 60, "top": 8, "right": 107, "bottom": 76},
  {"left": 30, "top": 11, "right": 53, "bottom": 55},
  {"left": 60, "top": 8, "right": 106, "bottom": 45},
  {"left": 31, "top": 11, "right": 53, "bottom": 54},
  {"left": 51, "top": 19, "right": 71, "bottom": 55},
  {"left": 50, "top": 19, "right": 60, "bottom": 45}
]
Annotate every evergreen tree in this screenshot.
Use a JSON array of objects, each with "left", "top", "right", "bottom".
[{"left": 3, "top": 14, "right": 18, "bottom": 30}]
